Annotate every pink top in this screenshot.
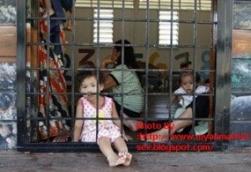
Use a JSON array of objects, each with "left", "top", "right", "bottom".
[{"left": 80, "top": 96, "right": 121, "bottom": 142}]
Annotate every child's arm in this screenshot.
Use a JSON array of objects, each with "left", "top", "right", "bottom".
[
  {"left": 111, "top": 101, "right": 127, "bottom": 140},
  {"left": 171, "top": 87, "right": 183, "bottom": 105},
  {"left": 73, "top": 99, "right": 84, "bottom": 142},
  {"left": 111, "top": 101, "right": 122, "bottom": 129},
  {"left": 171, "top": 95, "right": 179, "bottom": 104}
]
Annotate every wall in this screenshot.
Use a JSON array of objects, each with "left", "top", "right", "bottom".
[
  {"left": 0, "top": 0, "right": 17, "bottom": 149},
  {"left": 71, "top": 8, "right": 212, "bottom": 70},
  {"left": 0, "top": 0, "right": 16, "bottom": 63}
]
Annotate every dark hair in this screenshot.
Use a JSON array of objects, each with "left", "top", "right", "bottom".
[
  {"left": 180, "top": 61, "right": 192, "bottom": 69},
  {"left": 179, "top": 71, "right": 193, "bottom": 84},
  {"left": 76, "top": 71, "right": 105, "bottom": 90},
  {"left": 179, "top": 71, "right": 201, "bottom": 84},
  {"left": 78, "top": 61, "right": 95, "bottom": 69},
  {"left": 114, "top": 39, "right": 137, "bottom": 68}
]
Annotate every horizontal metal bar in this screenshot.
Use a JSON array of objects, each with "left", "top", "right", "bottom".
[
  {"left": 25, "top": 67, "right": 216, "bottom": 73},
  {"left": 26, "top": 117, "right": 127, "bottom": 120},
  {"left": 0, "top": 90, "right": 16, "bottom": 92},
  {"left": 17, "top": 141, "right": 225, "bottom": 153},
  {"left": 26, "top": 17, "right": 217, "bottom": 24},
  {"left": 0, "top": 120, "right": 17, "bottom": 123},
  {"left": 24, "top": 117, "right": 214, "bottom": 122},
  {"left": 25, "top": 92, "right": 216, "bottom": 97},
  {"left": 26, "top": 42, "right": 214, "bottom": 49},
  {"left": 231, "top": 92, "right": 251, "bottom": 96}
]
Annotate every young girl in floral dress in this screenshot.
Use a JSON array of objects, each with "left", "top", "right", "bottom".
[{"left": 73, "top": 71, "right": 132, "bottom": 167}]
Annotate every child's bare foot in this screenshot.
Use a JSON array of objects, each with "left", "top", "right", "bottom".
[
  {"left": 107, "top": 154, "right": 125, "bottom": 167},
  {"left": 116, "top": 155, "right": 127, "bottom": 166},
  {"left": 119, "top": 152, "right": 132, "bottom": 166}
]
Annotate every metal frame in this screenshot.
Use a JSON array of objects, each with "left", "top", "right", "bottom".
[
  {"left": 214, "top": 0, "right": 233, "bottom": 150},
  {"left": 16, "top": 0, "right": 26, "bottom": 149},
  {"left": 16, "top": 0, "right": 233, "bottom": 152}
]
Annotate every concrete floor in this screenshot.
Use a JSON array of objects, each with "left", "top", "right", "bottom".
[{"left": 0, "top": 148, "right": 251, "bottom": 172}]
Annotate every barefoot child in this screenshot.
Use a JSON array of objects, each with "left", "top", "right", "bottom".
[
  {"left": 142, "top": 71, "right": 210, "bottom": 142},
  {"left": 73, "top": 71, "right": 132, "bottom": 167}
]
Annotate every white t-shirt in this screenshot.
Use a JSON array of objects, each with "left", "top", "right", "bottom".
[{"left": 174, "top": 85, "right": 209, "bottom": 107}]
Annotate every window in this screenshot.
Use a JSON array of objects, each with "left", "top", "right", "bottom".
[
  {"left": 76, "top": 0, "right": 134, "bottom": 8},
  {"left": 93, "top": 9, "right": 113, "bottom": 44},
  {"left": 159, "top": 11, "right": 179, "bottom": 45},
  {"left": 139, "top": 0, "right": 211, "bottom": 11},
  {"left": 19, "top": 0, "right": 231, "bottom": 152}
]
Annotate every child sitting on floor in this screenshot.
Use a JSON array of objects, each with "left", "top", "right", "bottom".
[
  {"left": 172, "top": 71, "right": 209, "bottom": 134},
  {"left": 172, "top": 71, "right": 209, "bottom": 108},
  {"left": 142, "top": 71, "right": 210, "bottom": 142},
  {"left": 73, "top": 71, "right": 132, "bottom": 167}
]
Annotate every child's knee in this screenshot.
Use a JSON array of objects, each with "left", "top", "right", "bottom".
[
  {"left": 97, "top": 137, "right": 110, "bottom": 145},
  {"left": 113, "top": 136, "right": 124, "bottom": 143}
]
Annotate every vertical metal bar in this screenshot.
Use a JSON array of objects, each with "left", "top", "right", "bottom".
[
  {"left": 120, "top": 0, "right": 125, "bottom": 136},
  {"left": 26, "top": 5, "right": 31, "bottom": 143},
  {"left": 45, "top": 3, "right": 51, "bottom": 141},
  {"left": 71, "top": 0, "right": 76, "bottom": 141},
  {"left": 95, "top": 0, "right": 101, "bottom": 143},
  {"left": 143, "top": 0, "right": 150, "bottom": 142},
  {"left": 32, "top": 0, "right": 39, "bottom": 144},
  {"left": 168, "top": 0, "right": 174, "bottom": 141},
  {"left": 209, "top": 0, "right": 217, "bottom": 135},
  {"left": 32, "top": 1, "right": 39, "bottom": 143},
  {"left": 17, "top": 0, "right": 26, "bottom": 148},
  {"left": 214, "top": 0, "right": 232, "bottom": 148},
  {"left": 191, "top": 0, "right": 198, "bottom": 136}
]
